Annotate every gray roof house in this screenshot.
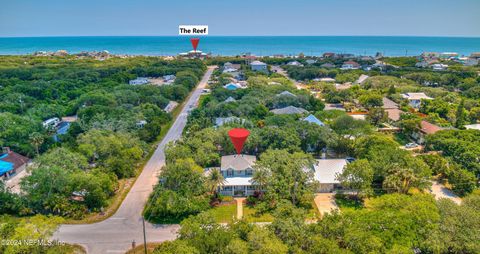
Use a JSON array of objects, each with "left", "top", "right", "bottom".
[
  {"left": 277, "top": 91, "right": 297, "bottom": 97},
  {"left": 401, "top": 93, "right": 433, "bottom": 108},
  {"left": 129, "top": 77, "right": 150, "bottom": 85},
  {"left": 287, "top": 61, "right": 304, "bottom": 67},
  {"left": 382, "top": 97, "right": 399, "bottom": 109},
  {"left": 355, "top": 74, "right": 369, "bottom": 85},
  {"left": 320, "top": 63, "right": 336, "bottom": 68},
  {"left": 220, "top": 155, "right": 257, "bottom": 196},
  {"left": 250, "top": 61, "right": 268, "bottom": 72},
  {"left": 215, "top": 116, "right": 245, "bottom": 127},
  {"left": 270, "top": 106, "right": 308, "bottom": 115},
  {"left": 382, "top": 97, "right": 404, "bottom": 122},
  {"left": 224, "top": 96, "right": 236, "bottom": 103},
  {"left": 163, "top": 101, "right": 178, "bottom": 113}
]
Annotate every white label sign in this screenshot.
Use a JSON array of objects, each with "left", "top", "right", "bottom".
[{"left": 179, "top": 25, "right": 208, "bottom": 35}]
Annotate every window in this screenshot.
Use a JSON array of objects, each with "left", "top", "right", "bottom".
[
  {"left": 246, "top": 169, "right": 253, "bottom": 176},
  {"left": 227, "top": 169, "right": 234, "bottom": 177}
]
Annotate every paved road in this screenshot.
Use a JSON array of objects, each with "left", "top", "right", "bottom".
[{"left": 53, "top": 66, "right": 217, "bottom": 254}]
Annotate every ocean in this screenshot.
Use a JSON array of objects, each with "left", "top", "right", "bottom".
[{"left": 0, "top": 36, "right": 479, "bottom": 57}]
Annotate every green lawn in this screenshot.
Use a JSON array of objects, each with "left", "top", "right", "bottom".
[
  {"left": 208, "top": 204, "right": 237, "bottom": 223},
  {"left": 243, "top": 206, "right": 274, "bottom": 223},
  {"left": 198, "top": 94, "right": 211, "bottom": 108}
]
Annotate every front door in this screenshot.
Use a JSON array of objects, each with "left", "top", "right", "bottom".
[{"left": 233, "top": 186, "right": 245, "bottom": 196}]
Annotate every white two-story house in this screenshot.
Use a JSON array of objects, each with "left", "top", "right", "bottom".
[
  {"left": 219, "top": 154, "right": 257, "bottom": 196},
  {"left": 401, "top": 92, "right": 433, "bottom": 108}
]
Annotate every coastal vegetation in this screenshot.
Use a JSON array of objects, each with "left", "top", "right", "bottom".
[
  {"left": 151, "top": 191, "right": 480, "bottom": 254},
  {"left": 0, "top": 214, "right": 86, "bottom": 254},
  {"left": 0, "top": 55, "right": 205, "bottom": 220},
  {"left": 280, "top": 55, "right": 480, "bottom": 194},
  {"left": 145, "top": 71, "right": 331, "bottom": 223},
  {"left": 145, "top": 60, "right": 467, "bottom": 219},
  {"left": 144, "top": 57, "right": 479, "bottom": 253},
  {"left": 0, "top": 54, "right": 479, "bottom": 254}
]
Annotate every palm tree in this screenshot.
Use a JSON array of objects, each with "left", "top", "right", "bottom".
[
  {"left": 252, "top": 168, "right": 270, "bottom": 193},
  {"left": 383, "top": 167, "right": 416, "bottom": 194},
  {"left": 29, "top": 132, "right": 44, "bottom": 156},
  {"left": 207, "top": 168, "right": 225, "bottom": 198}
]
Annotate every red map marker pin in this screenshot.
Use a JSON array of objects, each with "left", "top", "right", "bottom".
[
  {"left": 190, "top": 38, "right": 200, "bottom": 52},
  {"left": 228, "top": 128, "right": 250, "bottom": 154}
]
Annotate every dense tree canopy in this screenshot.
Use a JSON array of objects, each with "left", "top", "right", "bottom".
[
  {"left": 151, "top": 191, "right": 480, "bottom": 254},
  {"left": 0, "top": 55, "right": 206, "bottom": 219},
  {"left": 253, "top": 149, "right": 317, "bottom": 207},
  {"left": 143, "top": 57, "right": 480, "bottom": 254},
  {"left": 143, "top": 159, "right": 210, "bottom": 223}
]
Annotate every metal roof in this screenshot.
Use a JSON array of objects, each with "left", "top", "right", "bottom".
[
  {"left": 303, "top": 114, "right": 325, "bottom": 126},
  {"left": 313, "top": 159, "right": 347, "bottom": 184},
  {"left": 223, "top": 177, "right": 253, "bottom": 186}
]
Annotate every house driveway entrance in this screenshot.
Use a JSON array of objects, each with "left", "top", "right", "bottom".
[{"left": 314, "top": 193, "right": 338, "bottom": 216}]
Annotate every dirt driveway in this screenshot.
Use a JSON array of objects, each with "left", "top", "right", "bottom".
[
  {"left": 430, "top": 181, "right": 462, "bottom": 205},
  {"left": 314, "top": 193, "right": 339, "bottom": 216}
]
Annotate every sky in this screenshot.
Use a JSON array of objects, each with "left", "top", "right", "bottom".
[{"left": 1, "top": 0, "right": 479, "bottom": 37}]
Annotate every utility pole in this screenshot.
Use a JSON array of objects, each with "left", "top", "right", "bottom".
[{"left": 142, "top": 217, "right": 147, "bottom": 254}]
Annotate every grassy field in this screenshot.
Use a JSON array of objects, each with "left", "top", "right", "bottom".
[
  {"left": 208, "top": 204, "right": 237, "bottom": 223},
  {"left": 198, "top": 94, "right": 211, "bottom": 108}
]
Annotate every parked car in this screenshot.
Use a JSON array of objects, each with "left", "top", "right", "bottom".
[{"left": 405, "top": 142, "right": 419, "bottom": 149}]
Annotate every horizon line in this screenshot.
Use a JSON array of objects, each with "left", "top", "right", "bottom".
[{"left": 1, "top": 35, "right": 480, "bottom": 39}]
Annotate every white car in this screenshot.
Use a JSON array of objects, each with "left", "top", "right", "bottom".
[{"left": 405, "top": 143, "right": 419, "bottom": 149}]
